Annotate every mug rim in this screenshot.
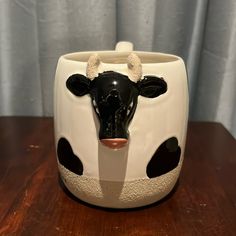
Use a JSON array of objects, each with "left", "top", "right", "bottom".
[{"left": 62, "top": 50, "right": 182, "bottom": 64}]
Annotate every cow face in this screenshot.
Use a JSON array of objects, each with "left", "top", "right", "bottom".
[{"left": 66, "top": 53, "right": 167, "bottom": 149}]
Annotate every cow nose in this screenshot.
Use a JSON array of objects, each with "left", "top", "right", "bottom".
[{"left": 100, "top": 138, "right": 128, "bottom": 149}]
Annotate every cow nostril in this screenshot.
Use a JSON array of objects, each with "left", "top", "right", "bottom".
[{"left": 100, "top": 138, "right": 128, "bottom": 149}]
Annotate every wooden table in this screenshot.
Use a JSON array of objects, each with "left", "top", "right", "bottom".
[{"left": 0, "top": 117, "right": 236, "bottom": 236}]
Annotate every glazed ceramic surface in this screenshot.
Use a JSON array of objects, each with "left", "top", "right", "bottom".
[{"left": 54, "top": 42, "right": 189, "bottom": 208}]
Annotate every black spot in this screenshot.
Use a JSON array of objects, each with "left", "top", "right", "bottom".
[
  {"left": 146, "top": 137, "right": 181, "bottom": 178},
  {"left": 57, "top": 138, "right": 83, "bottom": 175}
]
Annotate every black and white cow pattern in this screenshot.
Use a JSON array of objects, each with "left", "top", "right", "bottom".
[
  {"left": 57, "top": 53, "right": 180, "bottom": 178},
  {"left": 146, "top": 137, "right": 181, "bottom": 178},
  {"left": 57, "top": 138, "right": 83, "bottom": 176},
  {"left": 57, "top": 137, "right": 181, "bottom": 178}
]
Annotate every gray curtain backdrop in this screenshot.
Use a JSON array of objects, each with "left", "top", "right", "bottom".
[{"left": 0, "top": 0, "right": 236, "bottom": 137}]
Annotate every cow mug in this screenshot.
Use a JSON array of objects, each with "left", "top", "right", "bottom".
[{"left": 54, "top": 42, "right": 188, "bottom": 208}]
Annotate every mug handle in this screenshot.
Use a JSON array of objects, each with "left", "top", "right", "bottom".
[{"left": 115, "top": 41, "right": 133, "bottom": 52}]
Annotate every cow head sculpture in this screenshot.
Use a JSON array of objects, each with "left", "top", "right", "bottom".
[{"left": 66, "top": 53, "right": 167, "bottom": 149}]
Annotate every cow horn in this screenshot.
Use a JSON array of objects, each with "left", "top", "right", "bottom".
[
  {"left": 127, "top": 53, "right": 142, "bottom": 82},
  {"left": 86, "top": 53, "right": 101, "bottom": 80}
]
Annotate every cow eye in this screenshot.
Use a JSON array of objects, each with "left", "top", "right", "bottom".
[{"left": 92, "top": 99, "right": 100, "bottom": 115}]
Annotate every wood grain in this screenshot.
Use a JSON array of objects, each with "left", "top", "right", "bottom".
[{"left": 0, "top": 117, "right": 236, "bottom": 236}]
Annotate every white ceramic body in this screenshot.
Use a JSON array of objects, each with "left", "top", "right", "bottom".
[{"left": 54, "top": 44, "right": 188, "bottom": 208}]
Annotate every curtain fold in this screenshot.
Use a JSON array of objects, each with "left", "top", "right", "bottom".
[
  {"left": 191, "top": 0, "right": 236, "bottom": 137},
  {"left": 0, "top": 0, "right": 43, "bottom": 115},
  {"left": 0, "top": 0, "right": 235, "bottom": 137}
]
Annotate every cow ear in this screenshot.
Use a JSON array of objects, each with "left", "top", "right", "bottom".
[
  {"left": 138, "top": 76, "right": 167, "bottom": 98},
  {"left": 66, "top": 74, "right": 91, "bottom": 96}
]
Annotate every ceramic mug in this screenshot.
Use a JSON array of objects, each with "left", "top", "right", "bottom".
[{"left": 54, "top": 42, "right": 188, "bottom": 208}]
